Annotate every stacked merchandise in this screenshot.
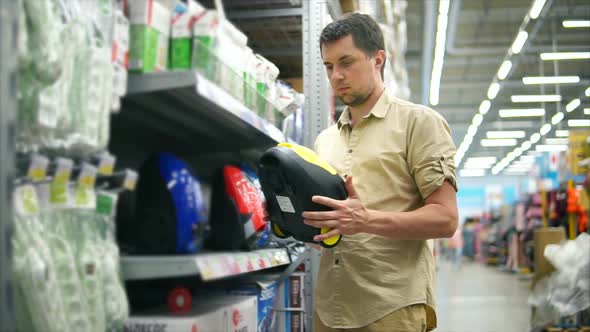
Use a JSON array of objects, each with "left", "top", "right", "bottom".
[
  {"left": 12, "top": 155, "right": 135, "bottom": 332},
  {"left": 379, "top": 0, "right": 410, "bottom": 100},
  {"left": 16, "top": 0, "right": 129, "bottom": 155}
]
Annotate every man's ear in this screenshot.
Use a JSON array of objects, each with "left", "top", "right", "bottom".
[{"left": 374, "top": 50, "right": 386, "bottom": 71}]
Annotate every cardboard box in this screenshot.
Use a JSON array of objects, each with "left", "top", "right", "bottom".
[
  {"left": 125, "top": 305, "right": 224, "bottom": 332},
  {"left": 125, "top": 296, "right": 257, "bottom": 332},
  {"left": 170, "top": 0, "right": 206, "bottom": 70},
  {"left": 276, "top": 272, "right": 305, "bottom": 332},
  {"left": 192, "top": 10, "right": 219, "bottom": 77},
  {"left": 228, "top": 279, "right": 278, "bottom": 332},
  {"left": 128, "top": 0, "right": 171, "bottom": 73},
  {"left": 533, "top": 227, "right": 566, "bottom": 282}
]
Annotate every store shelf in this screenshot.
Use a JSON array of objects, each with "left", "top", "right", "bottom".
[
  {"left": 113, "top": 71, "right": 285, "bottom": 155},
  {"left": 121, "top": 248, "right": 291, "bottom": 281}
]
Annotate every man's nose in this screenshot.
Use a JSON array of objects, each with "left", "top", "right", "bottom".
[{"left": 331, "top": 68, "right": 344, "bottom": 81}]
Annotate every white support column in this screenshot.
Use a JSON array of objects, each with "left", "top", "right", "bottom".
[
  {"left": 0, "top": 0, "right": 18, "bottom": 330},
  {"left": 303, "top": 0, "right": 332, "bottom": 148}
]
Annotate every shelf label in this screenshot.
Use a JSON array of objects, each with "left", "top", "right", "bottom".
[
  {"left": 14, "top": 185, "right": 40, "bottom": 216},
  {"left": 27, "top": 154, "right": 49, "bottom": 182},
  {"left": 50, "top": 158, "right": 73, "bottom": 206}
]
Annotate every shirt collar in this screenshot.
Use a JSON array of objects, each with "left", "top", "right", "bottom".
[{"left": 337, "top": 88, "right": 391, "bottom": 130}]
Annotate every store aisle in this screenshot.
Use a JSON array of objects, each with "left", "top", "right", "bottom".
[{"left": 435, "top": 260, "right": 532, "bottom": 332}]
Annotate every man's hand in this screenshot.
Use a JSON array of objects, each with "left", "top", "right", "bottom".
[{"left": 302, "top": 176, "right": 369, "bottom": 242}]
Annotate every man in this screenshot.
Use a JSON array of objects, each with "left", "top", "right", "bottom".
[{"left": 302, "top": 13, "right": 458, "bottom": 332}]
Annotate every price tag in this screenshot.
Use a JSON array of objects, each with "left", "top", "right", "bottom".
[
  {"left": 27, "top": 155, "right": 49, "bottom": 182},
  {"left": 14, "top": 185, "right": 40, "bottom": 216},
  {"left": 75, "top": 163, "right": 97, "bottom": 208},
  {"left": 97, "top": 152, "right": 116, "bottom": 176},
  {"left": 96, "top": 192, "right": 117, "bottom": 216},
  {"left": 50, "top": 158, "right": 73, "bottom": 206},
  {"left": 235, "top": 254, "right": 249, "bottom": 273},
  {"left": 123, "top": 169, "right": 138, "bottom": 191}
]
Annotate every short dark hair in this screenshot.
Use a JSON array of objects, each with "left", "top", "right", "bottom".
[{"left": 319, "top": 12, "right": 386, "bottom": 79}]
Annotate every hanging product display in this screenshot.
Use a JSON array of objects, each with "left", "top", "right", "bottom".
[
  {"left": 206, "top": 165, "right": 268, "bottom": 251},
  {"left": 258, "top": 143, "right": 344, "bottom": 248},
  {"left": 16, "top": 0, "right": 126, "bottom": 155},
  {"left": 122, "top": 152, "right": 209, "bottom": 255},
  {"left": 11, "top": 158, "right": 131, "bottom": 332}
]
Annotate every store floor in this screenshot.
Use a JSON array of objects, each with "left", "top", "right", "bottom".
[{"left": 435, "top": 259, "right": 532, "bottom": 332}]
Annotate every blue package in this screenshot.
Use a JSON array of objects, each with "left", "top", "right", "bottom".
[{"left": 158, "top": 153, "right": 207, "bottom": 253}]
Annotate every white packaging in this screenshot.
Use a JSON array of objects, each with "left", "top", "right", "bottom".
[
  {"left": 276, "top": 272, "right": 305, "bottom": 332},
  {"left": 126, "top": 306, "right": 225, "bottom": 332},
  {"left": 128, "top": 0, "right": 171, "bottom": 72}
]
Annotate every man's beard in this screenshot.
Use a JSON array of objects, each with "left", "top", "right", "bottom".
[{"left": 338, "top": 88, "right": 373, "bottom": 107}]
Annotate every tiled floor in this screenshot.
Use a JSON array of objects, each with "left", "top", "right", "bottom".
[{"left": 435, "top": 259, "right": 533, "bottom": 332}]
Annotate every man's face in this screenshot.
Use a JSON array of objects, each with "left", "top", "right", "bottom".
[{"left": 321, "top": 35, "right": 379, "bottom": 107}]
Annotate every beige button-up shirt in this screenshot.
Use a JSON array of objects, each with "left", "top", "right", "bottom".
[{"left": 313, "top": 89, "right": 457, "bottom": 330}]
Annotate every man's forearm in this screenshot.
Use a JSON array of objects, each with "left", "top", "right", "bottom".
[{"left": 364, "top": 204, "right": 457, "bottom": 240}]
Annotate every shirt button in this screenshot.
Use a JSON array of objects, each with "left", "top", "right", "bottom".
[
  {"left": 335, "top": 259, "right": 340, "bottom": 265},
  {"left": 344, "top": 174, "right": 348, "bottom": 179},
  {"left": 440, "top": 156, "right": 445, "bottom": 161},
  {"left": 348, "top": 149, "right": 353, "bottom": 153}
]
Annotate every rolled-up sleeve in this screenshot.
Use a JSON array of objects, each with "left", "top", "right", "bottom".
[{"left": 407, "top": 107, "right": 458, "bottom": 199}]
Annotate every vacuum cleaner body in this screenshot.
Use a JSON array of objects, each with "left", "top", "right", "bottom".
[{"left": 258, "top": 143, "right": 345, "bottom": 248}]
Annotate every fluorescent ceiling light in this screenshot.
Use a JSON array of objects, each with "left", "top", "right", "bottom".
[
  {"left": 463, "top": 163, "right": 493, "bottom": 170},
  {"left": 511, "top": 31, "right": 528, "bottom": 54},
  {"left": 520, "top": 155, "right": 536, "bottom": 161},
  {"left": 566, "top": 99, "right": 581, "bottom": 112},
  {"left": 555, "top": 130, "right": 569, "bottom": 137},
  {"left": 562, "top": 20, "right": 590, "bottom": 28},
  {"left": 429, "top": 0, "right": 450, "bottom": 106},
  {"left": 536, "top": 144, "right": 568, "bottom": 152},
  {"left": 511, "top": 95, "right": 561, "bottom": 103},
  {"left": 545, "top": 138, "right": 569, "bottom": 145},
  {"left": 497, "top": 61, "right": 512, "bottom": 80},
  {"left": 514, "top": 147, "right": 523, "bottom": 156},
  {"left": 586, "top": 86, "right": 590, "bottom": 97},
  {"left": 522, "top": 76, "right": 580, "bottom": 84},
  {"left": 473, "top": 114, "right": 483, "bottom": 127},
  {"left": 584, "top": 108, "right": 590, "bottom": 115},
  {"left": 487, "top": 83, "right": 500, "bottom": 99},
  {"left": 540, "top": 52, "right": 590, "bottom": 60},
  {"left": 479, "top": 100, "right": 491, "bottom": 115},
  {"left": 531, "top": 133, "right": 541, "bottom": 143},
  {"left": 486, "top": 131, "right": 526, "bottom": 139},
  {"left": 551, "top": 112, "right": 564, "bottom": 125},
  {"left": 530, "top": 0, "right": 548, "bottom": 19},
  {"left": 467, "top": 125, "right": 478, "bottom": 137},
  {"left": 481, "top": 138, "right": 518, "bottom": 147},
  {"left": 521, "top": 141, "right": 532, "bottom": 151},
  {"left": 464, "top": 135, "right": 473, "bottom": 145},
  {"left": 540, "top": 123, "right": 552, "bottom": 136},
  {"left": 466, "top": 157, "right": 497, "bottom": 164},
  {"left": 499, "top": 108, "right": 545, "bottom": 117},
  {"left": 459, "top": 169, "right": 486, "bottom": 177},
  {"left": 568, "top": 119, "right": 590, "bottom": 127}
]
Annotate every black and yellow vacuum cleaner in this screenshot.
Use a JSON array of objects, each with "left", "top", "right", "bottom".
[{"left": 258, "top": 143, "right": 345, "bottom": 248}]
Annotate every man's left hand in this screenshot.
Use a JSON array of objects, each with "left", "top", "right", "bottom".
[{"left": 303, "top": 176, "right": 370, "bottom": 242}]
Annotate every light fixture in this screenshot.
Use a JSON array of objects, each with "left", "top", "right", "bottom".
[
  {"left": 522, "top": 76, "right": 580, "bottom": 85},
  {"left": 551, "top": 112, "right": 564, "bottom": 125},
  {"left": 499, "top": 108, "right": 545, "bottom": 117},
  {"left": 429, "top": 0, "right": 451, "bottom": 106},
  {"left": 584, "top": 108, "right": 590, "bottom": 115},
  {"left": 529, "top": 0, "right": 548, "bottom": 19},
  {"left": 545, "top": 138, "right": 569, "bottom": 145},
  {"left": 566, "top": 99, "right": 581, "bottom": 112},
  {"left": 540, "top": 52, "right": 590, "bottom": 60},
  {"left": 514, "top": 147, "right": 523, "bottom": 156},
  {"left": 555, "top": 130, "right": 569, "bottom": 137},
  {"left": 487, "top": 83, "right": 500, "bottom": 99},
  {"left": 536, "top": 144, "right": 568, "bottom": 152},
  {"left": 568, "top": 119, "right": 590, "bottom": 127},
  {"left": 562, "top": 20, "right": 590, "bottom": 28},
  {"left": 531, "top": 133, "right": 541, "bottom": 143},
  {"left": 473, "top": 114, "right": 483, "bottom": 127},
  {"left": 497, "top": 61, "right": 512, "bottom": 80},
  {"left": 479, "top": 100, "right": 491, "bottom": 115},
  {"left": 586, "top": 86, "right": 590, "bottom": 97},
  {"left": 464, "top": 135, "right": 473, "bottom": 145},
  {"left": 521, "top": 141, "right": 532, "bottom": 151},
  {"left": 481, "top": 139, "right": 518, "bottom": 147},
  {"left": 459, "top": 169, "right": 486, "bottom": 177},
  {"left": 511, "top": 31, "right": 528, "bottom": 54},
  {"left": 467, "top": 125, "right": 478, "bottom": 137},
  {"left": 511, "top": 95, "right": 561, "bottom": 103},
  {"left": 520, "top": 155, "right": 537, "bottom": 161},
  {"left": 465, "top": 157, "right": 497, "bottom": 164},
  {"left": 486, "top": 131, "right": 526, "bottom": 139},
  {"left": 540, "top": 123, "right": 552, "bottom": 136}
]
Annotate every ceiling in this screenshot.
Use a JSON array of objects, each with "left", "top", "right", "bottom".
[{"left": 206, "top": 0, "right": 590, "bottom": 175}]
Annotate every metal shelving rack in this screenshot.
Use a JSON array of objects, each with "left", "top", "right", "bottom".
[{"left": 0, "top": 1, "right": 18, "bottom": 331}]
